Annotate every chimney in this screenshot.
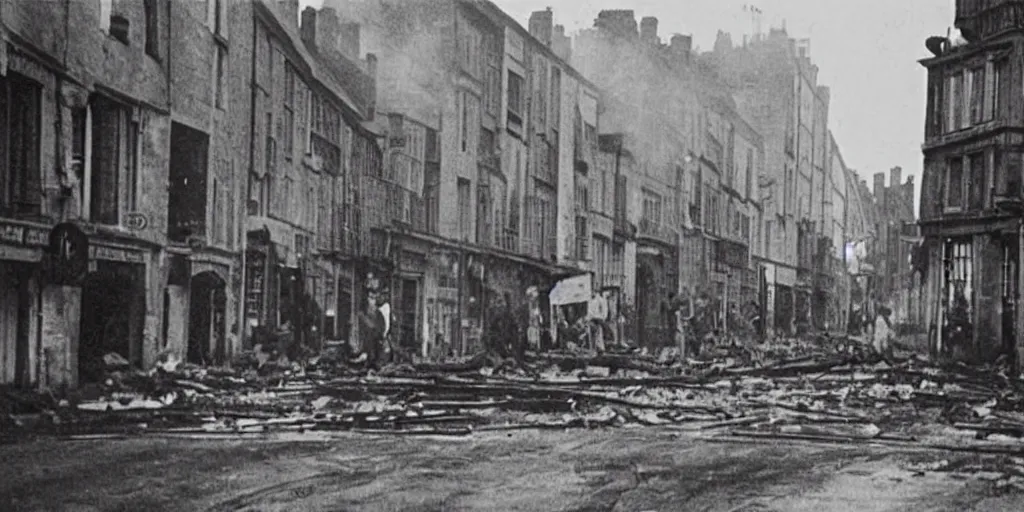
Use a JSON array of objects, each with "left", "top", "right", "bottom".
[
  {"left": 890, "top": 166, "right": 902, "bottom": 189},
  {"left": 552, "top": 24, "right": 572, "bottom": 61},
  {"left": 339, "top": 22, "right": 361, "bottom": 60},
  {"left": 670, "top": 34, "right": 692, "bottom": 62},
  {"left": 873, "top": 172, "right": 886, "bottom": 206},
  {"left": 366, "top": 53, "right": 377, "bottom": 119},
  {"left": 640, "top": 16, "right": 659, "bottom": 45},
  {"left": 529, "top": 7, "right": 554, "bottom": 47},
  {"left": 595, "top": 10, "right": 638, "bottom": 39},
  {"left": 300, "top": 7, "right": 316, "bottom": 47},
  {"left": 277, "top": 0, "right": 299, "bottom": 27}
]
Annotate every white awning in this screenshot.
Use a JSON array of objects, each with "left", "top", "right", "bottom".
[{"left": 549, "top": 273, "right": 592, "bottom": 306}]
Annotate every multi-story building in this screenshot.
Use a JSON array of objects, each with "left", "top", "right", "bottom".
[
  {"left": 710, "top": 27, "right": 832, "bottom": 337},
  {"left": 239, "top": 1, "right": 376, "bottom": 356},
  {"left": 164, "top": 0, "right": 249, "bottom": 368},
  {"left": 575, "top": 11, "right": 764, "bottom": 346},
  {"left": 918, "top": 0, "right": 1019, "bottom": 363},
  {"left": 871, "top": 167, "right": 918, "bottom": 323},
  {"left": 574, "top": 12, "right": 687, "bottom": 347},
  {"left": 822, "top": 132, "right": 850, "bottom": 331},
  {"left": 0, "top": 0, "right": 175, "bottom": 388},
  {"left": 0, "top": 0, "right": 265, "bottom": 386},
  {"left": 330, "top": 0, "right": 595, "bottom": 357}
]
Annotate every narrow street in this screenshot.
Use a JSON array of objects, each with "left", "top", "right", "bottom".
[
  {"left": 4, "top": 428, "right": 1024, "bottom": 512},
  {"left": 6, "top": 428, "right": 1024, "bottom": 512}
]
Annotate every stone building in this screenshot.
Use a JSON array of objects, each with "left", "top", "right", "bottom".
[
  {"left": 329, "top": 0, "right": 593, "bottom": 357},
  {"left": 917, "top": 0, "right": 1021, "bottom": 363},
  {"left": 239, "top": 0, "right": 376, "bottom": 355},
  {"left": 709, "top": 27, "right": 832, "bottom": 338},
  {"left": 0, "top": 0, "right": 176, "bottom": 387},
  {"left": 574, "top": 11, "right": 764, "bottom": 346}
]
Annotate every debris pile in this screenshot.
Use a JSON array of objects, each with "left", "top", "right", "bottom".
[{"left": 5, "top": 334, "right": 1024, "bottom": 450}]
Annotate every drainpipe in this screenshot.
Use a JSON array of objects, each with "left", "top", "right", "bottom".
[{"left": 237, "top": 8, "right": 260, "bottom": 352}]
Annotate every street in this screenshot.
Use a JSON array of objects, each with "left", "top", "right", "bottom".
[{"left": 3, "top": 428, "right": 1024, "bottom": 512}]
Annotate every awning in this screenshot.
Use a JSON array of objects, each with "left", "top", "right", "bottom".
[{"left": 549, "top": 273, "right": 592, "bottom": 306}]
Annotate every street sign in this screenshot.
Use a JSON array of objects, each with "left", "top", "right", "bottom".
[{"left": 125, "top": 212, "right": 149, "bottom": 230}]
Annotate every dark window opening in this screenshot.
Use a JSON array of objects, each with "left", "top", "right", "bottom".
[{"left": 0, "top": 73, "right": 42, "bottom": 216}]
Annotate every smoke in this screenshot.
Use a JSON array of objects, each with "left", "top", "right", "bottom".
[{"left": 327, "top": 0, "right": 450, "bottom": 126}]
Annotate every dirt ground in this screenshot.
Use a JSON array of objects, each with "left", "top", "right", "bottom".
[{"left": 3, "top": 429, "right": 1024, "bottom": 512}]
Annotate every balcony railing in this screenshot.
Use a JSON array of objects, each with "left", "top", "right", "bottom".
[
  {"left": 637, "top": 217, "right": 675, "bottom": 245},
  {"left": 495, "top": 228, "right": 519, "bottom": 253},
  {"left": 361, "top": 175, "right": 431, "bottom": 235}
]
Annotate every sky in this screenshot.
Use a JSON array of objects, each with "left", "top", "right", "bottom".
[{"left": 302, "top": 0, "right": 957, "bottom": 212}]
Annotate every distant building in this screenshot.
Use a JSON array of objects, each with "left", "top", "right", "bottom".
[{"left": 709, "top": 27, "right": 831, "bottom": 337}]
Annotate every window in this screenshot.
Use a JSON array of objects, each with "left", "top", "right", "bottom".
[
  {"left": 264, "top": 112, "right": 275, "bottom": 175},
  {"left": 968, "top": 151, "right": 986, "bottom": 210},
  {"left": 215, "top": 44, "right": 227, "bottom": 109},
  {"left": 550, "top": 67, "right": 561, "bottom": 128},
  {"left": 946, "top": 156, "right": 964, "bottom": 209},
  {"left": 943, "top": 238, "right": 974, "bottom": 325},
  {"left": 507, "top": 72, "right": 523, "bottom": 120},
  {"left": 998, "top": 149, "right": 1022, "bottom": 198},
  {"left": 211, "top": 178, "right": 220, "bottom": 244},
  {"left": 457, "top": 178, "right": 471, "bottom": 242},
  {"left": 612, "top": 242, "right": 625, "bottom": 286},
  {"left": 127, "top": 118, "right": 140, "bottom": 212},
  {"left": 970, "top": 67, "right": 985, "bottom": 125},
  {"left": 993, "top": 59, "right": 1005, "bottom": 119},
  {"left": 90, "top": 96, "right": 139, "bottom": 225},
  {"left": 593, "top": 236, "right": 608, "bottom": 287},
  {"left": 0, "top": 74, "right": 42, "bottom": 216},
  {"left": 461, "top": 91, "right": 468, "bottom": 152},
  {"left": 144, "top": 0, "right": 160, "bottom": 60},
  {"left": 283, "top": 64, "right": 296, "bottom": 158},
  {"left": 642, "top": 189, "right": 663, "bottom": 229},
  {"left": 575, "top": 215, "right": 588, "bottom": 260}
]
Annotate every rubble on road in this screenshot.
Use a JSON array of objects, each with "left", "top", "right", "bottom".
[{"left": 5, "top": 333, "right": 1024, "bottom": 451}]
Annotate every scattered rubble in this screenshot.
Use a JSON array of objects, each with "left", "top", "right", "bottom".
[{"left": 5, "top": 333, "right": 1024, "bottom": 453}]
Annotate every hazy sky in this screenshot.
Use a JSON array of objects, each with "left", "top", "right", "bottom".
[{"left": 303, "top": 0, "right": 957, "bottom": 211}]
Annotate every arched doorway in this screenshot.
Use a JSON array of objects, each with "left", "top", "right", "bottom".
[
  {"left": 79, "top": 262, "right": 145, "bottom": 383},
  {"left": 188, "top": 271, "right": 227, "bottom": 365}
]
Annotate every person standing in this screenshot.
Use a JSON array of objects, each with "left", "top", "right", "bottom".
[
  {"left": 356, "top": 291, "right": 387, "bottom": 369},
  {"left": 587, "top": 290, "right": 609, "bottom": 352}
]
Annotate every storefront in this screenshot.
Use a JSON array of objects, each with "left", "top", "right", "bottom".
[
  {"left": 0, "top": 220, "right": 48, "bottom": 388},
  {"left": 78, "top": 241, "right": 148, "bottom": 384}
]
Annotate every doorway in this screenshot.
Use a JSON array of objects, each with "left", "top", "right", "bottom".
[
  {"left": 79, "top": 262, "right": 144, "bottom": 383},
  {"left": 0, "top": 261, "right": 32, "bottom": 387},
  {"left": 188, "top": 271, "right": 228, "bottom": 365},
  {"left": 398, "top": 277, "right": 420, "bottom": 352}
]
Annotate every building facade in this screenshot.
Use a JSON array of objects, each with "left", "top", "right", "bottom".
[
  {"left": 918, "top": 0, "right": 1018, "bottom": 363},
  {"left": 241, "top": 0, "right": 376, "bottom": 357},
  {"left": 330, "top": 0, "right": 595, "bottom": 357},
  {"left": 0, "top": 0, "right": 179, "bottom": 388}
]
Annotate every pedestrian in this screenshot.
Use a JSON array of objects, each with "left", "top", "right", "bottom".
[
  {"left": 356, "top": 291, "right": 387, "bottom": 370},
  {"left": 872, "top": 305, "right": 894, "bottom": 360},
  {"left": 587, "top": 290, "right": 609, "bottom": 352},
  {"left": 526, "top": 286, "right": 542, "bottom": 353}
]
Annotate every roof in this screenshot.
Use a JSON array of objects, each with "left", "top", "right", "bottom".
[
  {"left": 466, "top": 0, "right": 602, "bottom": 94},
  {"left": 255, "top": 0, "right": 366, "bottom": 119}
]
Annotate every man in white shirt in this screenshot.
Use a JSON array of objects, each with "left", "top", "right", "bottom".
[{"left": 588, "top": 291, "right": 609, "bottom": 352}]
